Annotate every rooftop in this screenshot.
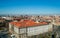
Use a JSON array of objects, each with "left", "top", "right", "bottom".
[
  {"left": 53, "top": 22, "right": 60, "bottom": 26},
  {"left": 10, "top": 20, "right": 48, "bottom": 28}
]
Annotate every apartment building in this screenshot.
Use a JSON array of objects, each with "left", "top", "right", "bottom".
[
  {"left": 52, "top": 18, "right": 60, "bottom": 38},
  {"left": 9, "top": 19, "right": 52, "bottom": 38}
]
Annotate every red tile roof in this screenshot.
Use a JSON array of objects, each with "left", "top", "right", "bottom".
[{"left": 10, "top": 20, "right": 48, "bottom": 28}]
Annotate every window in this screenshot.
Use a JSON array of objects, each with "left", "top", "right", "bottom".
[{"left": 11, "top": 24, "right": 14, "bottom": 31}]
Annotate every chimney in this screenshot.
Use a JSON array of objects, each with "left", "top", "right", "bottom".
[{"left": 35, "top": 20, "right": 39, "bottom": 23}]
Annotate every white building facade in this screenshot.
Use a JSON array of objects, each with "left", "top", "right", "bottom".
[{"left": 9, "top": 23, "right": 52, "bottom": 38}]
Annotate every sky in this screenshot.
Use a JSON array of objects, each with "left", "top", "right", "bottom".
[{"left": 0, "top": 0, "right": 60, "bottom": 15}]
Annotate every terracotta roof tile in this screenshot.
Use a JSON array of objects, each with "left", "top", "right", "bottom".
[{"left": 10, "top": 20, "right": 48, "bottom": 28}]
